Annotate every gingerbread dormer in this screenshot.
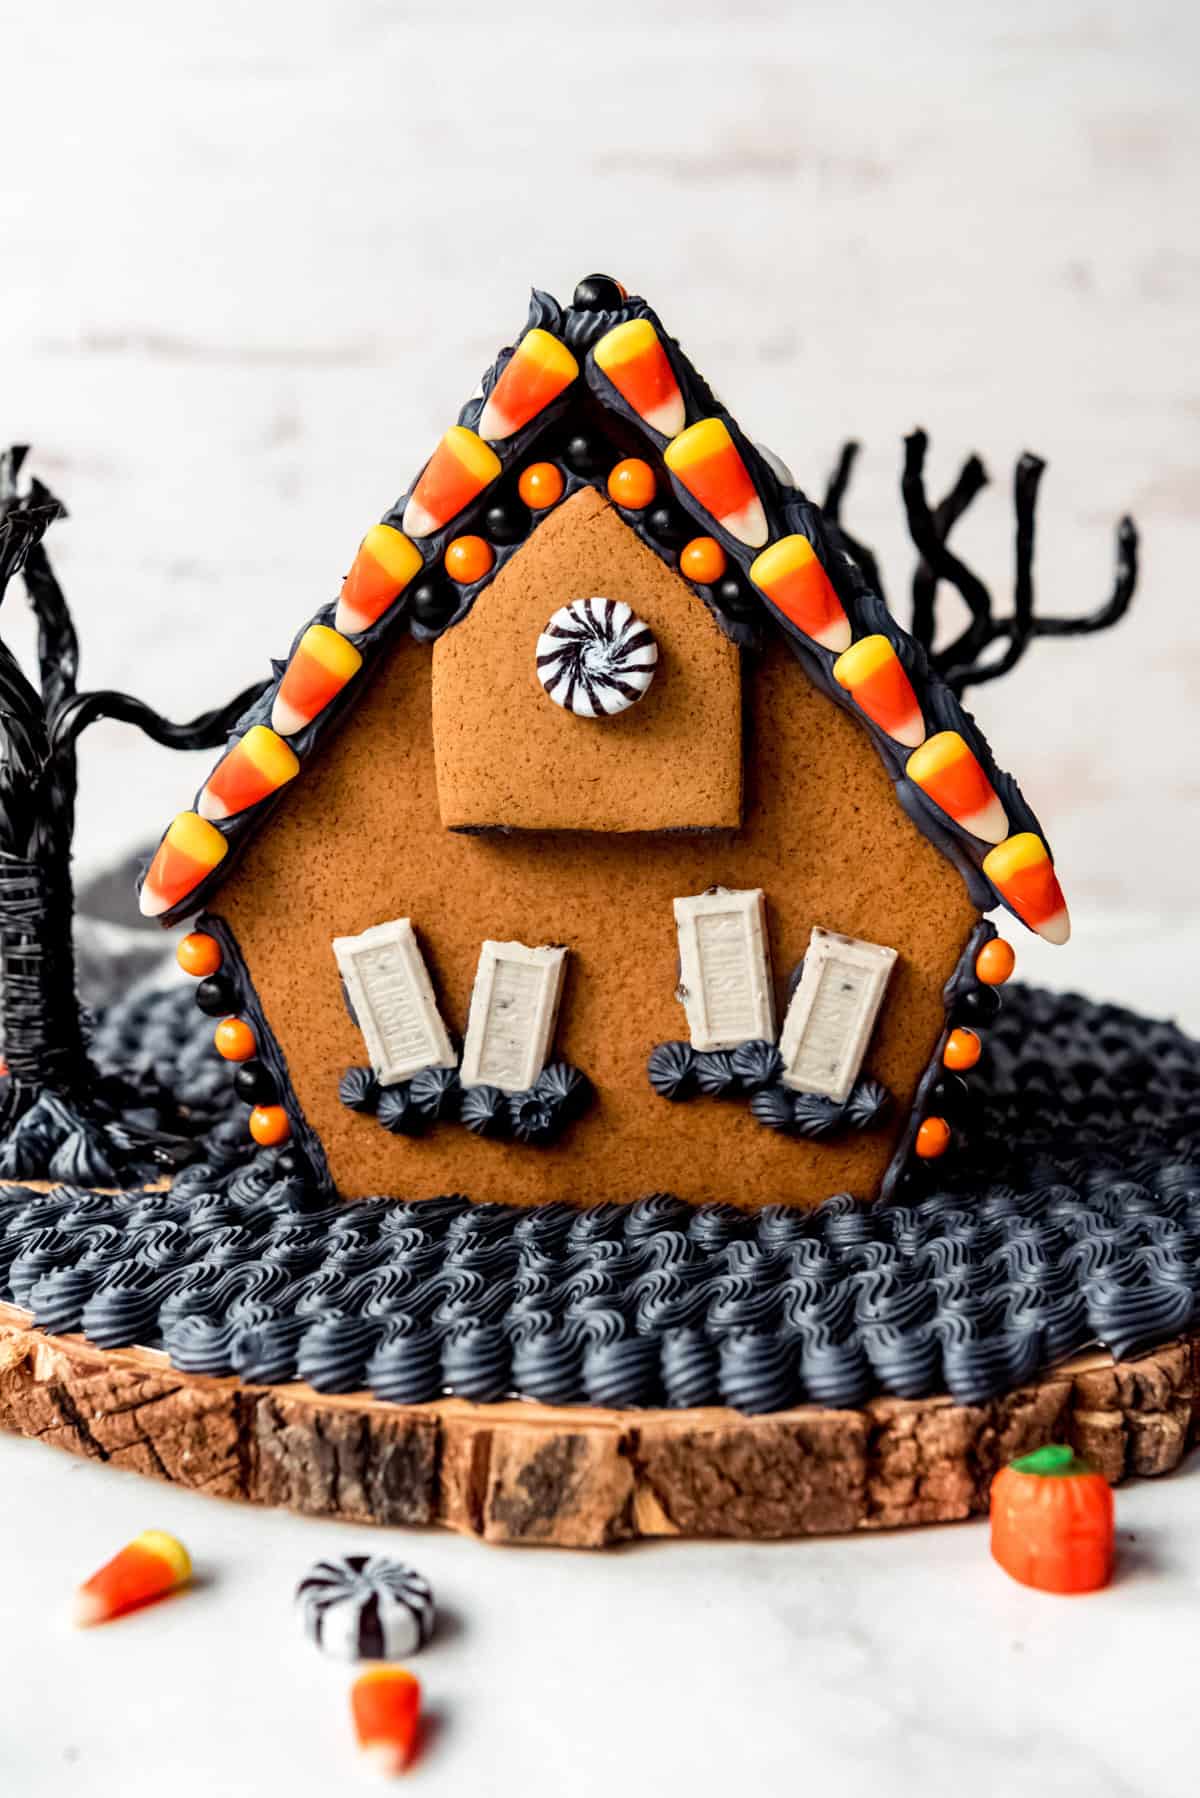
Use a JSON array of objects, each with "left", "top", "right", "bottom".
[{"left": 138, "top": 276, "right": 1068, "bottom": 1209}]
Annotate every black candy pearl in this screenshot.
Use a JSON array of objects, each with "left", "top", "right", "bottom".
[
  {"left": 194, "top": 976, "right": 236, "bottom": 1017},
  {"left": 956, "top": 985, "right": 1003, "bottom": 1026},
  {"left": 573, "top": 274, "right": 624, "bottom": 312},
  {"left": 234, "top": 1060, "right": 276, "bottom": 1105},
  {"left": 564, "top": 434, "right": 606, "bottom": 477},
  {"left": 928, "top": 1074, "right": 971, "bottom": 1121},
  {"left": 410, "top": 578, "right": 456, "bottom": 630},
  {"left": 485, "top": 500, "right": 529, "bottom": 545},
  {"left": 645, "top": 504, "right": 688, "bottom": 549},
  {"left": 715, "top": 576, "right": 756, "bottom": 620}
]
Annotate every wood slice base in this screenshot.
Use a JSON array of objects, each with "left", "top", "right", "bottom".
[{"left": 1, "top": 1303, "right": 1196, "bottom": 1548}]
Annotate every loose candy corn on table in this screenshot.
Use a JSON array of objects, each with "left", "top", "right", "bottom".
[
  {"left": 0, "top": 922, "right": 1197, "bottom": 1798},
  {"left": 3, "top": 1415, "right": 1199, "bottom": 1798}
]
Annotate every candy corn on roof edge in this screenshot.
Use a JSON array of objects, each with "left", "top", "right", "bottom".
[{"left": 136, "top": 279, "right": 1062, "bottom": 943}]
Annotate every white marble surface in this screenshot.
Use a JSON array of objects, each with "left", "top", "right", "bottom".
[{"left": 1, "top": 1419, "right": 1198, "bottom": 1798}]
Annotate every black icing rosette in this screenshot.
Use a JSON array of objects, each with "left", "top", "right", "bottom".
[{"left": 648, "top": 1041, "right": 697, "bottom": 1102}]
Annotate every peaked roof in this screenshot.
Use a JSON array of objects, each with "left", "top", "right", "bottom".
[{"left": 137, "top": 278, "right": 1068, "bottom": 948}]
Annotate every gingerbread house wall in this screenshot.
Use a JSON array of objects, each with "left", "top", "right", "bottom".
[{"left": 213, "top": 508, "right": 980, "bottom": 1208}]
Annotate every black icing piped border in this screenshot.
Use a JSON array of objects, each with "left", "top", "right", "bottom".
[
  {"left": 6, "top": 977, "right": 1200, "bottom": 1413},
  {"left": 880, "top": 918, "right": 998, "bottom": 1204},
  {"left": 198, "top": 911, "right": 332, "bottom": 1196}
]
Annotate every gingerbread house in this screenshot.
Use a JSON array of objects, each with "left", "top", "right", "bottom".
[{"left": 138, "top": 275, "right": 1068, "bottom": 1209}]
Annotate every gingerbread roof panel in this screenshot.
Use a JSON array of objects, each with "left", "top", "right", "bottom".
[{"left": 136, "top": 278, "right": 1065, "bottom": 944}]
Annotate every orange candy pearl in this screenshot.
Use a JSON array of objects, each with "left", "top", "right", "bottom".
[
  {"left": 680, "top": 537, "right": 727, "bottom": 584},
  {"left": 444, "top": 535, "right": 495, "bottom": 584},
  {"left": 607, "top": 458, "right": 657, "bottom": 510},
  {"left": 249, "top": 1104, "right": 290, "bottom": 1147},
  {"left": 518, "top": 462, "right": 565, "bottom": 510},
  {"left": 943, "top": 1028, "right": 982, "bottom": 1071},
  {"left": 976, "top": 938, "right": 1016, "bottom": 986},
  {"left": 176, "top": 932, "right": 222, "bottom": 978},
  {"left": 214, "top": 1017, "right": 256, "bottom": 1062},
  {"left": 915, "top": 1116, "right": 952, "bottom": 1159}
]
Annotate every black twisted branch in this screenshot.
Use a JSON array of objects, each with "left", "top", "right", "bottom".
[
  {"left": 909, "top": 449, "right": 989, "bottom": 652},
  {"left": 900, "top": 429, "right": 1138, "bottom": 696},
  {"left": 51, "top": 678, "right": 271, "bottom": 756},
  {"left": 822, "top": 440, "right": 886, "bottom": 600},
  {"left": 24, "top": 529, "right": 79, "bottom": 723},
  {"left": 0, "top": 445, "right": 271, "bottom": 1121}
]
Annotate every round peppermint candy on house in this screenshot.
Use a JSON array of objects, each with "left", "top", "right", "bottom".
[
  {"left": 295, "top": 1555, "right": 435, "bottom": 1661},
  {"left": 535, "top": 596, "right": 658, "bottom": 717}
]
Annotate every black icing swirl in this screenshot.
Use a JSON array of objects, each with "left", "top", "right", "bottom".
[
  {"left": 718, "top": 1330, "right": 800, "bottom": 1414},
  {"left": 582, "top": 1332, "right": 660, "bottom": 1407},
  {"left": 442, "top": 1322, "right": 512, "bottom": 1403},
  {"left": 2, "top": 979, "right": 1198, "bottom": 1423},
  {"left": 511, "top": 1325, "right": 584, "bottom": 1406},
  {"left": 660, "top": 1327, "right": 720, "bottom": 1408},
  {"left": 365, "top": 1322, "right": 444, "bottom": 1405}
]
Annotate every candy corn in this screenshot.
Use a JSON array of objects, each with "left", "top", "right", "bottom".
[
  {"left": 663, "top": 418, "right": 768, "bottom": 548},
  {"left": 197, "top": 725, "right": 299, "bottom": 823},
  {"left": 139, "top": 812, "right": 228, "bottom": 918},
  {"left": 351, "top": 1667, "right": 421, "bottom": 1776},
  {"left": 402, "top": 426, "right": 502, "bottom": 539},
  {"left": 74, "top": 1530, "right": 191, "bottom": 1626},
  {"left": 749, "top": 535, "right": 851, "bottom": 652},
  {"left": 905, "top": 731, "right": 1007, "bottom": 843},
  {"left": 478, "top": 328, "right": 579, "bottom": 442},
  {"left": 832, "top": 635, "right": 925, "bottom": 748},
  {"left": 271, "top": 625, "right": 363, "bottom": 739},
  {"left": 335, "top": 524, "right": 424, "bottom": 636},
  {"left": 983, "top": 834, "right": 1070, "bottom": 945},
  {"left": 593, "top": 319, "right": 686, "bottom": 438}
]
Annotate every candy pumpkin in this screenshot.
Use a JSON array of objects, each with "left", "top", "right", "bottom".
[{"left": 990, "top": 1444, "right": 1114, "bottom": 1594}]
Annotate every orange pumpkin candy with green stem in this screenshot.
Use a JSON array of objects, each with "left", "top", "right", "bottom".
[{"left": 990, "top": 1444, "right": 1114, "bottom": 1593}]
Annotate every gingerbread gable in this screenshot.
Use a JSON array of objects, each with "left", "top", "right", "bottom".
[{"left": 137, "top": 278, "right": 1066, "bottom": 949}]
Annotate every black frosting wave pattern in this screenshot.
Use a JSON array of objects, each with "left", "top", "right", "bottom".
[{"left": 1, "top": 981, "right": 1198, "bottom": 1413}]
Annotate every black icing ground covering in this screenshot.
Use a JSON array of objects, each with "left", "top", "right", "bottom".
[{"left": 2, "top": 980, "right": 1198, "bottom": 1414}]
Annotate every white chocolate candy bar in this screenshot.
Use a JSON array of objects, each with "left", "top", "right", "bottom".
[
  {"left": 779, "top": 927, "right": 897, "bottom": 1103},
  {"left": 673, "top": 889, "right": 775, "bottom": 1052},
  {"left": 332, "top": 919, "right": 456, "bottom": 1088},
  {"left": 459, "top": 941, "right": 568, "bottom": 1094}
]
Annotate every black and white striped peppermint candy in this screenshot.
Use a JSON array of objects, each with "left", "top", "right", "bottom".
[
  {"left": 535, "top": 597, "right": 658, "bottom": 717},
  {"left": 295, "top": 1555, "right": 435, "bottom": 1661}
]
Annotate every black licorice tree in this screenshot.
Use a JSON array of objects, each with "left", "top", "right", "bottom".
[
  {"left": 0, "top": 447, "right": 266, "bottom": 1183},
  {"left": 823, "top": 431, "right": 1138, "bottom": 695}
]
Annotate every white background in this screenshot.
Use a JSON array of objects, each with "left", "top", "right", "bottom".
[{"left": 2, "top": 4, "right": 1199, "bottom": 1793}]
